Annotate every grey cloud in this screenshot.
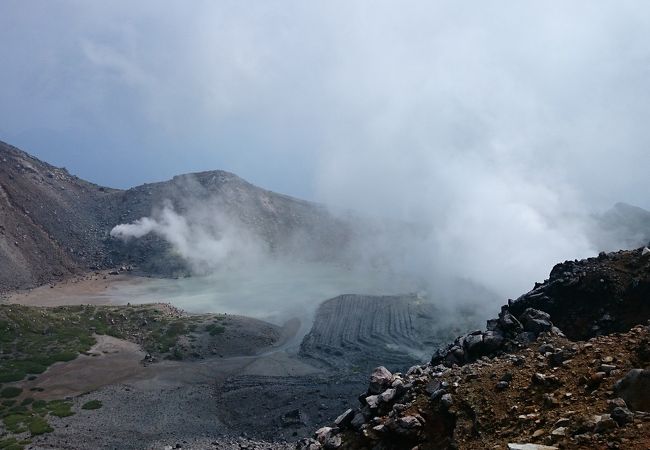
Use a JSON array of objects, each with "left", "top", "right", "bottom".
[{"left": 2, "top": 1, "right": 650, "bottom": 306}]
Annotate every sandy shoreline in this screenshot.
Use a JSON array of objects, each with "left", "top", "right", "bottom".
[{"left": 3, "top": 271, "right": 154, "bottom": 307}]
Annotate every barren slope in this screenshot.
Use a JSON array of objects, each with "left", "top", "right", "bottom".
[
  {"left": 0, "top": 140, "right": 351, "bottom": 291},
  {"left": 0, "top": 141, "right": 119, "bottom": 291}
]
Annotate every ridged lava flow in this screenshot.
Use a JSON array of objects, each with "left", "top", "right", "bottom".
[{"left": 300, "top": 294, "right": 443, "bottom": 370}]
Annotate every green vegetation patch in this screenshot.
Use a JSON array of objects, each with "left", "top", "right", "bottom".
[
  {"left": 0, "top": 437, "right": 22, "bottom": 450},
  {"left": 0, "top": 304, "right": 200, "bottom": 383},
  {"left": 206, "top": 323, "right": 226, "bottom": 336},
  {"left": 0, "top": 387, "right": 22, "bottom": 398},
  {"left": 81, "top": 399, "right": 102, "bottom": 410},
  {"left": 27, "top": 416, "right": 52, "bottom": 435},
  {"left": 2, "top": 413, "right": 29, "bottom": 434},
  {"left": 0, "top": 305, "right": 97, "bottom": 382},
  {"left": 0, "top": 398, "right": 74, "bottom": 442},
  {"left": 47, "top": 400, "right": 74, "bottom": 417},
  {"left": 30, "top": 399, "right": 47, "bottom": 410}
]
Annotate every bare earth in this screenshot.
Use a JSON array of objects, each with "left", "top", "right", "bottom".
[
  {"left": 22, "top": 334, "right": 147, "bottom": 399},
  {"left": 4, "top": 271, "right": 145, "bottom": 307}
]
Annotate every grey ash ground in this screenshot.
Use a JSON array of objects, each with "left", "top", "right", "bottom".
[{"left": 2, "top": 293, "right": 445, "bottom": 449}]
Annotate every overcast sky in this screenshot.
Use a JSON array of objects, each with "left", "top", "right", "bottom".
[
  {"left": 1, "top": 1, "right": 649, "bottom": 211},
  {"left": 3, "top": 1, "right": 650, "bottom": 299}
]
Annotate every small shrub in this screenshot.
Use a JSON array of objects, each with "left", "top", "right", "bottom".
[
  {"left": 0, "top": 387, "right": 22, "bottom": 398},
  {"left": 0, "top": 437, "right": 22, "bottom": 450},
  {"left": 47, "top": 400, "right": 74, "bottom": 417},
  {"left": 170, "top": 347, "right": 183, "bottom": 361},
  {"left": 28, "top": 416, "right": 52, "bottom": 435},
  {"left": 81, "top": 400, "right": 102, "bottom": 410},
  {"left": 30, "top": 400, "right": 47, "bottom": 411},
  {"left": 2, "top": 413, "right": 28, "bottom": 433},
  {"left": 206, "top": 323, "right": 226, "bottom": 336},
  {"left": 49, "top": 352, "right": 77, "bottom": 363},
  {"left": 0, "top": 370, "right": 25, "bottom": 383}
]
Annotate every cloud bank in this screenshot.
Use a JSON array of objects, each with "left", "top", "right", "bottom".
[{"left": 3, "top": 1, "right": 650, "bottom": 305}]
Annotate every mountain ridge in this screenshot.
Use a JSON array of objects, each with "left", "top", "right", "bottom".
[{"left": 0, "top": 140, "right": 350, "bottom": 292}]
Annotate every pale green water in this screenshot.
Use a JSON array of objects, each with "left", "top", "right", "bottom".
[{"left": 106, "top": 262, "right": 419, "bottom": 326}]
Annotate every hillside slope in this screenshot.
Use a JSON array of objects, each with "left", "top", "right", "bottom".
[
  {"left": 0, "top": 141, "right": 119, "bottom": 291},
  {"left": 105, "top": 170, "right": 352, "bottom": 275},
  {"left": 0, "top": 140, "right": 351, "bottom": 291}
]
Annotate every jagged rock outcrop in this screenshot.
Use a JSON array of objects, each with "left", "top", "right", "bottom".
[
  {"left": 429, "top": 306, "right": 563, "bottom": 367},
  {"left": 507, "top": 247, "right": 650, "bottom": 340},
  {"left": 427, "top": 247, "right": 650, "bottom": 367},
  {"left": 303, "top": 326, "right": 650, "bottom": 450},
  {"left": 614, "top": 369, "right": 650, "bottom": 412}
]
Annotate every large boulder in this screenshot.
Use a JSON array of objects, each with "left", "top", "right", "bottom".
[
  {"left": 519, "top": 308, "right": 553, "bottom": 334},
  {"left": 614, "top": 369, "right": 650, "bottom": 412},
  {"left": 368, "top": 366, "right": 393, "bottom": 394}
]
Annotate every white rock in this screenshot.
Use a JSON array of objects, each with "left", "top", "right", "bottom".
[
  {"left": 334, "top": 408, "right": 355, "bottom": 426},
  {"left": 380, "top": 388, "right": 397, "bottom": 403},
  {"left": 365, "top": 394, "right": 380, "bottom": 409},
  {"left": 507, "top": 444, "right": 559, "bottom": 450},
  {"left": 551, "top": 426, "right": 567, "bottom": 436},
  {"left": 315, "top": 426, "right": 333, "bottom": 443},
  {"left": 369, "top": 366, "right": 393, "bottom": 393}
]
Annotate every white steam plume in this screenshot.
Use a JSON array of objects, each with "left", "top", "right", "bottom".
[{"left": 110, "top": 203, "right": 267, "bottom": 274}]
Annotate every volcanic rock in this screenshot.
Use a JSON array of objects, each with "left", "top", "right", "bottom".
[{"left": 614, "top": 368, "right": 650, "bottom": 412}]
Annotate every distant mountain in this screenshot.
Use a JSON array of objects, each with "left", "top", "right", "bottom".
[
  {"left": 0, "top": 140, "right": 351, "bottom": 292},
  {"left": 105, "top": 170, "right": 353, "bottom": 276},
  {"left": 591, "top": 202, "right": 650, "bottom": 251}
]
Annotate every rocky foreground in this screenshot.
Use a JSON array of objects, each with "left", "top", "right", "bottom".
[{"left": 299, "top": 247, "right": 650, "bottom": 449}]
